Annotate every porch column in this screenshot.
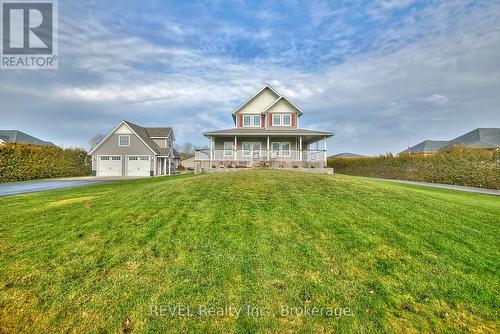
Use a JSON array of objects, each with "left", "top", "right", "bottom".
[
  {"left": 209, "top": 137, "right": 213, "bottom": 163},
  {"left": 163, "top": 157, "right": 167, "bottom": 175},
  {"left": 267, "top": 136, "right": 270, "bottom": 160},
  {"left": 153, "top": 156, "right": 157, "bottom": 176},
  {"left": 234, "top": 136, "right": 237, "bottom": 161},
  {"left": 168, "top": 158, "right": 171, "bottom": 175},
  {"left": 323, "top": 138, "right": 327, "bottom": 166},
  {"left": 299, "top": 136, "right": 303, "bottom": 161}
]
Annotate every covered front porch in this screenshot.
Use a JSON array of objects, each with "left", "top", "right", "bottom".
[
  {"left": 155, "top": 156, "right": 176, "bottom": 176},
  {"left": 195, "top": 134, "right": 329, "bottom": 168}
]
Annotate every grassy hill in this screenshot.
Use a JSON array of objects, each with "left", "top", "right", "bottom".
[{"left": 0, "top": 171, "right": 498, "bottom": 333}]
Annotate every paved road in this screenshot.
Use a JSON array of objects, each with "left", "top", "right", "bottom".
[
  {"left": 0, "top": 180, "right": 108, "bottom": 197},
  {"left": 372, "top": 178, "right": 500, "bottom": 196}
]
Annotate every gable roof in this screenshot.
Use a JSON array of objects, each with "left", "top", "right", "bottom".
[
  {"left": 144, "top": 127, "right": 173, "bottom": 139},
  {"left": 231, "top": 85, "right": 280, "bottom": 115},
  {"left": 400, "top": 140, "right": 449, "bottom": 155},
  {"left": 445, "top": 128, "right": 500, "bottom": 149},
  {"left": 89, "top": 121, "right": 175, "bottom": 156},
  {"left": 261, "top": 95, "right": 304, "bottom": 115},
  {"left": 230, "top": 85, "right": 304, "bottom": 124},
  {"left": 0, "top": 130, "right": 55, "bottom": 146},
  {"left": 123, "top": 121, "right": 165, "bottom": 155}
]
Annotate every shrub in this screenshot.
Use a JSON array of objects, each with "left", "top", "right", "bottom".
[
  {"left": 328, "top": 146, "right": 500, "bottom": 189},
  {"left": 0, "top": 143, "right": 91, "bottom": 183}
]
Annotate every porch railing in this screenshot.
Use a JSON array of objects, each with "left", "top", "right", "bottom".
[{"left": 195, "top": 149, "right": 326, "bottom": 162}]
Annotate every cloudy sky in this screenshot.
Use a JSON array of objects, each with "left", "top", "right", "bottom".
[{"left": 1, "top": 0, "right": 500, "bottom": 155}]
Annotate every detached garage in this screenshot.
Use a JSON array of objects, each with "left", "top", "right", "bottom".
[{"left": 89, "top": 121, "right": 179, "bottom": 177}]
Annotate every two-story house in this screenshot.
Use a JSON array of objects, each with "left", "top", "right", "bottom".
[
  {"left": 89, "top": 121, "right": 178, "bottom": 177},
  {"left": 195, "top": 85, "right": 334, "bottom": 170}
]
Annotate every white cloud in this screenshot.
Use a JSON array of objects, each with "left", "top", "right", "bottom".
[{"left": 1, "top": 0, "right": 499, "bottom": 154}]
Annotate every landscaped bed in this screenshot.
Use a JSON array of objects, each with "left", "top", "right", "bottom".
[{"left": 0, "top": 171, "right": 498, "bottom": 333}]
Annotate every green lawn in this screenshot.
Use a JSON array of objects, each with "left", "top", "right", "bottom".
[{"left": 0, "top": 170, "right": 499, "bottom": 333}]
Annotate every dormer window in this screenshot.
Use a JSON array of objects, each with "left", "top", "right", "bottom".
[
  {"left": 243, "top": 115, "right": 261, "bottom": 127},
  {"left": 272, "top": 114, "right": 292, "bottom": 127}
]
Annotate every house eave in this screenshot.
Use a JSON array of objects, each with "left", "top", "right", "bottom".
[{"left": 203, "top": 129, "right": 334, "bottom": 137}]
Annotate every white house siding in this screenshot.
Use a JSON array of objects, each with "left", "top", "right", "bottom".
[
  {"left": 236, "top": 88, "right": 279, "bottom": 114},
  {"left": 265, "top": 99, "right": 299, "bottom": 130}
]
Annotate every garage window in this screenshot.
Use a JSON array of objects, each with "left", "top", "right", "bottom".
[
  {"left": 100, "top": 156, "right": 109, "bottom": 160},
  {"left": 119, "top": 135, "right": 130, "bottom": 147},
  {"left": 112, "top": 156, "right": 121, "bottom": 160},
  {"left": 128, "top": 157, "right": 138, "bottom": 160},
  {"left": 140, "top": 157, "right": 149, "bottom": 161}
]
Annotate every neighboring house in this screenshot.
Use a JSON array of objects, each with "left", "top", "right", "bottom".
[
  {"left": 443, "top": 128, "right": 500, "bottom": 150},
  {"left": 399, "top": 128, "right": 500, "bottom": 155},
  {"left": 89, "top": 121, "right": 179, "bottom": 177},
  {"left": 399, "top": 140, "right": 450, "bottom": 155},
  {"left": 0, "top": 130, "right": 55, "bottom": 146},
  {"left": 195, "top": 85, "right": 334, "bottom": 169},
  {"left": 180, "top": 156, "right": 195, "bottom": 169},
  {"left": 329, "top": 152, "right": 367, "bottom": 158}
]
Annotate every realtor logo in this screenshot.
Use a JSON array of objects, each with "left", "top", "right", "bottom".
[{"left": 1, "top": 0, "right": 58, "bottom": 69}]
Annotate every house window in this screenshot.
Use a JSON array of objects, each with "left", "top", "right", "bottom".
[
  {"left": 224, "top": 142, "right": 233, "bottom": 157},
  {"left": 272, "top": 114, "right": 292, "bottom": 126},
  {"left": 283, "top": 114, "right": 291, "bottom": 126},
  {"left": 273, "top": 114, "right": 281, "bottom": 126},
  {"left": 118, "top": 135, "right": 130, "bottom": 147},
  {"left": 253, "top": 115, "right": 260, "bottom": 126},
  {"left": 243, "top": 115, "right": 262, "bottom": 127},
  {"left": 243, "top": 115, "right": 251, "bottom": 126}
]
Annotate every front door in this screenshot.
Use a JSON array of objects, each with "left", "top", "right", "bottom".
[{"left": 242, "top": 142, "right": 261, "bottom": 159}]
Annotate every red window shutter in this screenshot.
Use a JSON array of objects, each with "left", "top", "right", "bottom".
[
  {"left": 261, "top": 115, "right": 265, "bottom": 127},
  {"left": 239, "top": 115, "right": 243, "bottom": 127},
  {"left": 291, "top": 114, "right": 295, "bottom": 126},
  {"left": 269, "top": 114, "right": 273, "bottom": 126}
]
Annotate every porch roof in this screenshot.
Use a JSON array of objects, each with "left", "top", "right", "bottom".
[{"left": 203, "top": 128, "right": 334, "bottom": 139}]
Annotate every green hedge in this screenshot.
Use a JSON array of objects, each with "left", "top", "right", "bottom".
[
  {"left": 328, "top": 147, "right": 500, "bottom": 190},
  {"left": 0, "top": 143, "right": 91, "bottom": 183}
]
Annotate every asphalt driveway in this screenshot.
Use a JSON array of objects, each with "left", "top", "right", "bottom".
[{"left": 0, "top": 179, "right": 109, "bottom": 197}]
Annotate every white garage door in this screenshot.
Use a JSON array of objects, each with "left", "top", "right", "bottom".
[
  {"left": 127, "top": 156, "right": 150, "bottom": 176},
  {"left": 98, "top": 156, "right": 122, "bottom": 176}
]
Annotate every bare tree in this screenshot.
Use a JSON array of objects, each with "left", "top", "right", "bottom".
[
  {"left": 89, "top": 134, "right": 106, "bottom": 151},
  {"left": 175, "top": 142, "right": 194, "bottom": 157},
  {"left": 182, "top": 142, "right": 194, "bottom": 155}
]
